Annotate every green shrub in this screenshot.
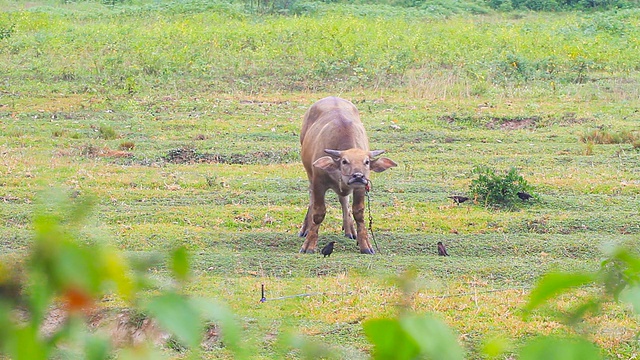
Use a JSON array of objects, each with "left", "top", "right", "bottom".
[
  {"left": 0, "top": 24, "right": 14, "bottom": 40},
  {"left": 511, "top": 0, "right": 560, "bottom": 10},
  {"left": 119, "top": 141, "right": 135, "bottom": 150},
  {"left": 244, "top": 0, "right": 303, "bottom": 14},
  {"left": 98, "top": 125, "right": 118, "bottom": 140},
  {"left": 469, "top": 166, "right": 533, "bottom": 207},
  {"left": 0, "top": 191, "right": 248, "bottom": 359},
  {"left": 487, "top": 0, "right": 635, "bottom": 10}
]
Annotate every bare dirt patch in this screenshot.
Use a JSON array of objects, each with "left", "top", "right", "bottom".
[
  {"left": 439, "top": 114, "right": 540, "bottom": 130},
  {"left": 486, "top": 116, "right": 539, "bottom": 130},
  {"left": 557, "top": 112, "right": 591, "bottom": 125},
  {"left": 78, "top": 144, "right": 134, "bottom": 158},
  {"left": 163, "top": 147, "right": 296, "bottom": 165}
]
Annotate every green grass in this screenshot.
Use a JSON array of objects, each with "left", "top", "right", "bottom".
[{"left": 1, "top": 0, "right": 640, "bottom": 358}]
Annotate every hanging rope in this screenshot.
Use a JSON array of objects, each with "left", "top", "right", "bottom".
[
  {"left": 260, "top": 292, "right": 321, "bottom": 302},
  {"left": 259, "top": 283, "right": 356, "bottom": 302},
  {"left": 258, "top": 284, "right": 531, "bottom": 303},
  {"left": 365, "top": 181, "right": 381, "bottom": 255}
]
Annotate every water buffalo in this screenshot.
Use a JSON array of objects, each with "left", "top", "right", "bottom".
[{"left": 298, "top": 97, "right": 397, "bottom": 254}]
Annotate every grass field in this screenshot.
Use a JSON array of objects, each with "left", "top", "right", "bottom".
[{"left": 1, "top": 0, "right": 639, "bottom": 358}]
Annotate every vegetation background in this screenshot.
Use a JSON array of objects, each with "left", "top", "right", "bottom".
[{"left": 0, "top": 0, "right": 639, "bottom": 358}]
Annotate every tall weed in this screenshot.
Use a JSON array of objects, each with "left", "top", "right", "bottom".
[
  {"left": 2, "top": 5, "right": 639, "bottom": 94},
  {"left": 580, "top": 129, "right": 638, "bottom": 144}
]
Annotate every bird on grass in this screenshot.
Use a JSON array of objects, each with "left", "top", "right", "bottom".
[
  {"left": 437, "top": 241, "right": 449, "bottom": 256},
  {"left": 517, "top": 191, "right": 533, "bottom": 201},
  {"left": 321, "top": 241, "right": 336, "bottom": 257},
  {"left": 448, "top": 195, "right": 469, "bottom": 204}
]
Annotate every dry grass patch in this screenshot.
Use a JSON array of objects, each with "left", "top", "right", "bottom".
[{"left": 579, "top": 129, "right": 639, "bottom": 145}]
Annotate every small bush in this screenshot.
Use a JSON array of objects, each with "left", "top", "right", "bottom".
[
  {"left": 487, "top": 0, "right": 633, "bottom": 10},
  {"left": 469, "top": 166, "right": 533, "bottom": 207},
  {"left": 205, "top": 174, "right": 218, "bottom": 188},
  {"left": 52, "top": 130, "right": 67, "bottom": 138},
  {"left": 584, "top": 141, "right": 594, "bottom": 155},
  {"left": 119, "top": 141, "right": 135, "bottom": 150},
  {"left": 98, "top": 125, "right": 118, "bottom": 140},
  {"left": 0, "top": 24, "right": 14, "bottom": 40},
  {"left": 244, "top": 0, "right": 301, "bottom": 14}
]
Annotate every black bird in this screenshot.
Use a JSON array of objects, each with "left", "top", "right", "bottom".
[
  {"left": 321, "top": 241, "right": 336, "bottom": 257},
  {"left": 517, "top": 191, "right": 533, "bottom": 201},
  {"left": 448, "top": 195, "right": 469, "bottom": 204},
  {"left": 437, "top": 241, "right": 449, "bottom": 256}
]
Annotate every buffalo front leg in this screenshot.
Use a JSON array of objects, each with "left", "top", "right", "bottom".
[
  {"left": 299, "top": 206, "right": 311, "bottom": 238},
  {"left": 298, "top": 186, "right": 313, "bottom": 237},
  {"left": 352, "top": 189, "right": 374, "bottom": 254},
  {"left": 339, "top": 194, "right": 356, "bottom": 239},
  {"left": 299, "top": 186, "right": 327, "bottom": 254}
]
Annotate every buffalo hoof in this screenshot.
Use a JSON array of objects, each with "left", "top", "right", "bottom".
[
  {"left": 299, "top": 248, "right": 315, "bottom": 254},
  {"left": 360, "top": 248, "right": 375, "bottom": 255}
]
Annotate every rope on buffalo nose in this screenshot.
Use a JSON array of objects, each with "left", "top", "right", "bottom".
[{"left": 365, "top": 180, "right": 381, "bottom": 255}]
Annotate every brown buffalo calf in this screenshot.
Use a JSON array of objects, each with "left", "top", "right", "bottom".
[{"left": 299, "top": 97, "right": 397, "bottom": 254}]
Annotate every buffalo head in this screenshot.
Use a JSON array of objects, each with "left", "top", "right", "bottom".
[{"left": 313, "top": 149, "right": 397, "bottom": 189}]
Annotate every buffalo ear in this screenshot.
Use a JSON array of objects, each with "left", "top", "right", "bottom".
[
  {"left": 370, "top": 157, "right": 397, "bottom": 173},
  {"left": 313, "top": 156, "right": 339, "bottom": 171}
]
